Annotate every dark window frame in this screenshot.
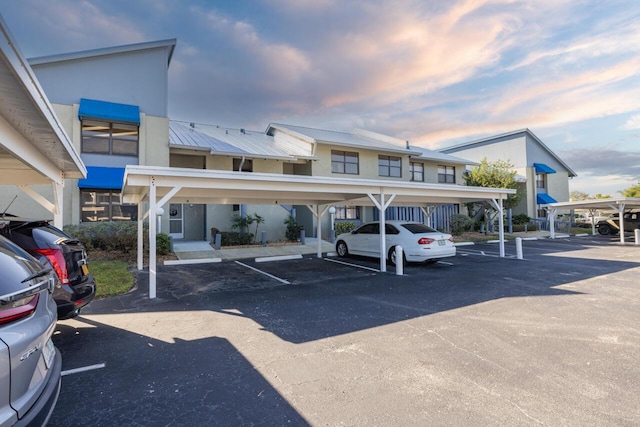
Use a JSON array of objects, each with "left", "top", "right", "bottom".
[
  {"left": 410, "top": 162, "right": 424, "bottom": 182},
  {"left": 331, "top": 150, "right": 359, "bottom": 175},
  {"left": 80, "top": 189, "right": 137, "bottom": 222},
  {"left": 81, "top": 119, "right": 139, "bottom": 157},
  {"left": 536, "top": 173, "right": 546, "bottom": 189},
  {"left": 379, "top": 155, "right": 402, "bottom": 178},
  {"left": 438, "top": 165, "right": 456, "bottom": 184}
]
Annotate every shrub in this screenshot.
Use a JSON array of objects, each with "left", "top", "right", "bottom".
[
  {"left": 284, "top": 214, "right": 304, "bottom": 241},
  {"left": 450, "top": 214, "right": 474, "bottom": 236},
  {"left": 220, "top": 231, "right": 254, "bottom": 246},
  {"left": 512, "top": 214, "right": 531, "bottom": 225},
  {"left": 156, "top": 233, "right": 171, "bottom": 255},
  {"left": 335, "top": 221, "right": 356, "bottom": 235},
  {"left": 64, "top": 222, "right": 171, "bottom": 255}
]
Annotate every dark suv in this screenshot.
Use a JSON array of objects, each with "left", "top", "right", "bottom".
[
  {"left": 0, "top": 217, "right": 96, "bottom": 319},
  {"left": 596, "top": 211, "right": 640, "bottom": 235}
]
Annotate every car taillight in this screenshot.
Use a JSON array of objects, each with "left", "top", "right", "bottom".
[
  {"left": 449, "top": 236, "right": 454, "bottom": 243},
  {"left": 418, "top": 237, "right": 435, "bottom": 245},
  {"left": 0, "top": 293, "right": 39, "bottom": 325},
  {"left": 34, "top": 248, "right": 69, "bottom": 284}
]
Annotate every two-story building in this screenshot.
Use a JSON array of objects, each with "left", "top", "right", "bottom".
[{"left": 440, "top": 129, "right": 577, "bottom": 219}]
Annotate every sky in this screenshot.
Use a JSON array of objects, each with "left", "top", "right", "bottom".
[{"left": 1, "top": 0, "right": 639, "bottom": 197}]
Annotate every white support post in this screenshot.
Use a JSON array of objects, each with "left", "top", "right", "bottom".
[
  {"left": 489, "top": 198, "right": 505, "bottom": 258},
  {"left": 149, "top": 177, "right": 157, "bottom": 299},
  {"left": 548, "top": 208, "right": 557, "bottom": 239},
  {"left": 420, "top": 206, "right": 435, "bottom": 227},
  {"left": 305, "top": 204, "right": 330, "bottom": 258},
  {"left": 367, "top": 191, "right": 397, "bottom": 273},
  {"left": 589, "top": 208, "right": 597, "bottom": 235},
  {"left": 619, "top": 203, "right": 626, "bottom": 244},
  {"left": 137, "top": 203, "right": 144, "bottom": 271},
  {"left": 52, "top": 180, "right": 63, "bottom": 229}
]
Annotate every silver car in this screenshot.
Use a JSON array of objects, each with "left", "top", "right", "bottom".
[
  {"left": 335, "top": 220, "right": 456, "bottom": 265},
  {"left": 0, "top": 235, "right": 61, "bottom": 427}
]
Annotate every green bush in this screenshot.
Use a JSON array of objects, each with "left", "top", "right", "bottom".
[
  {"left": 64, "top": 222, "right": 171, "bottom": 255},
  {"left": 335, "top": 221, "right": 356, "bottom": 235},
  {"left": 512, "top": 214, "right": 531, "bottom": 225},
  {"left": 221, "top": 231, "right": 254, "bottom": 246},
  {"left": 156, "top": 233, "right": 171, "bottom": 255},
  {"left": 450, "top": 214, "right": 474, "bottom": 236},
  {"left": 511, "top": 224, "right": 538, "bottom": 232},
  {"left": 284, "top": 214, "right": 303, "bottom": 241}
]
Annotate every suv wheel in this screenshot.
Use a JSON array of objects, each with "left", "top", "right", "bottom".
[{"left": 598, "top": 224, "right": 612, "bottom": 235}]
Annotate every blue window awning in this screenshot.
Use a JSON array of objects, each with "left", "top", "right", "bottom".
[
  {"left": 78, "top": 98, "right": 140, "bottom": 125},
  {"left": 533, "top": 163, "right": 556, "bottom": 174},
  {"left": 78, "top": 166, "right": 125, "bottom": 190},
  {"left": 537, "top": 193, "right": 557, "bottom": 205}
]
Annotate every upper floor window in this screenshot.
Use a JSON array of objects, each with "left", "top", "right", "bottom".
[
  {"left": 379, "top": 155, "right": 401, "bottom": 177},
  {"left": 536, "top": 173, "right": 546, "bottom": 189},
  {"left": 332, "top": 150, "right": 359, "bottom": 174},
  {"left": 80, "top": 189, "right": 137, "bottom": 222},
  {"left": 233, "top": 158, "right": 253, "bottom": 172},
  {"left": 81, "top": 119, "right": 139, "bottom": 156},
  {"left": 410, "top": 162, "right": 424, "bottom": 182},
  {"left": 438, "top": 165, "right": 456, "bottom": 183}
]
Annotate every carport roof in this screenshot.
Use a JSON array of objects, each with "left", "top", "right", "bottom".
[
  {"left": 0, "top": 17, "right": 86, "bottom": 184},
  {"left": 122, "top": 165, "right": 516, "bottom": 207},
  {"left": 545, "top": 197, "right": 640, "bottom": 211}
]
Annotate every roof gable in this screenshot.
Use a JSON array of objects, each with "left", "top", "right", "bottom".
[{"left": 440, "top": 128, "right": 576, "bottom": 177}]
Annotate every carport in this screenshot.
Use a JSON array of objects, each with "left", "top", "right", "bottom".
[
  {"left": 545, "top": 197, "right": 640, "bottom": 243},
  {"left": 122, "top": 165, "right": 516, "bottom": 298},
  {"left": 0, "top": 18, "right": 86, "bottom": 227}
]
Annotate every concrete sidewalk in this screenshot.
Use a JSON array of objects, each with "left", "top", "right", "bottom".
[{"left": 172, "top": 238, "right": 336, "bottom": 262}]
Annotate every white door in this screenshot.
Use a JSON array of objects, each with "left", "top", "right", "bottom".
[{"left": 169, "top": 203, "right": 184, "bottom": 239}]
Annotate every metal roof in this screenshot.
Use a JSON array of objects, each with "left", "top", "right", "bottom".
[
  {"left": 0, "top": 16, "right": 86, "bottom": 184},
  {"left": 267, "top": 123, "right": 423, "bottom": 156},
  {"left": 28, "top": 38, "right": 177, "bottom": 67},
  {"left": 409, "top": 146, "right": 477, "bottom": 165},
  {"left": 170, "top": 121, "right": 311, "bottom": 160}
]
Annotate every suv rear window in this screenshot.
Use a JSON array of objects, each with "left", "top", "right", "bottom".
[{"left": 401, "top": 223, "right": 438, "bottom": 234}]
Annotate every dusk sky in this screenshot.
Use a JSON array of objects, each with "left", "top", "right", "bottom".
[{"left": 1, "top": 1, "right": 639, "bottom": 196}]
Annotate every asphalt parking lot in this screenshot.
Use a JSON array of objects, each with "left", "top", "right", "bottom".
[{"left": 49, "top": 235, "right": 640, "bottom": 426}]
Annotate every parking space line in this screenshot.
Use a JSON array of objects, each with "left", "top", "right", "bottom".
[
  {"left": 234, "top": 261, "right": 291, "bottom": 284},
  {"left": 457, "top": 249, "right": 518, "bottom": 259},
  {"left": 324, "top": 257, "right": 381, "bottom": 272},
  {"left": 61, "top": 363, "right": 106, "bottom": 377}
]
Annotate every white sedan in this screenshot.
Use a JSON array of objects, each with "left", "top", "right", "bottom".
[{"left": 335, "top": 220, "right": 456, "bottom": 265}]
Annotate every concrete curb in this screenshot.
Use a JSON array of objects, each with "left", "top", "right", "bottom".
[
  {"left": 164, "top": 258, "right": 222, "bottom": 265},
  {"left": 255, "top": 254, "right": 303, "bottom": 263}
]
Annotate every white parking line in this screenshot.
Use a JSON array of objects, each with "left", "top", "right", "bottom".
[
  {"left": 234, "top": 261, "right": 290, "bottom": 284},
  {"left": 324, "top": 257, "right": 381, "bottom": 272},
  {"left": 61, "top": 363, "right": 106, "bottom": 377}
]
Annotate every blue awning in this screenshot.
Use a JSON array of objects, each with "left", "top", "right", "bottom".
[
  {"left": 78, "top": 166, "right": 125, "bottom": 189},
  {"left": 537, "top": 193, "right": 557, "bottom": 205},
  {"left": 533, "top": 163, "right": 556, "bottom": 174},
  {"left": 78, "top": 98, "right": 140, "bottom": 125}
]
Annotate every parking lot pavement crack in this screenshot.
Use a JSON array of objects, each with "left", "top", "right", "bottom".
[
  {"left": 428, "top": 329, "right": 515, "bottom": 374},
  {"left": 462, "top": 375, "right": 545, "bottom": 425}
]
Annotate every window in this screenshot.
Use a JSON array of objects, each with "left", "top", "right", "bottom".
[
  {"left": 233, "top": 158, "right": 253, "bottom": 172},
  {"left": 438, "top": 165, "right": 456, "bottom": 183},
  {"left": 81, "top": 119, "right": 139, "bottom": 156},
  {"left": 379, "top": 155, "right": 402, "bottom": 177},
  {"left": 331, "top": 150, "right": 359, "bottom": 174},
  {"left": 335, "top": 206, "right": 360, "bottom": 220},
  {"left": 410, "top": 162, "right": 424, "bottom": 182},
  {"left": 80, "top": 190, "right": 137, "bottom": 222},
  {"left": 537, "top": 208, "right": 547, "bottom": 218},
  {"left": 536, "top": 173, "right": 546, "bottom": 189}
]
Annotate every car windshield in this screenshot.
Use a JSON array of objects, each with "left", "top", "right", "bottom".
[{"left": 401, "top": 223, "right": 438, "bottom": 234}]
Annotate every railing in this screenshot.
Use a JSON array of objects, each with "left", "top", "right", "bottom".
[{"left": 529, "top": 219, "right": 572, "bottom": 234}]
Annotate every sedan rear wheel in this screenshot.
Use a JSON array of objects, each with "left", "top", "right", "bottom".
[
  {"left": 388, "top": 246, "right": 406, "bottom": 267},
  {"left": 336, "top": 241, "right": 349, "bottom": 257}
]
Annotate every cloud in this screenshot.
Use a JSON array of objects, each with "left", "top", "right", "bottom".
[{"left": 624, "top": 114, "right": 640, "bottom": 130}]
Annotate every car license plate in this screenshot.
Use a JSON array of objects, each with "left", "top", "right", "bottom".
[
  {"left": 43, "top": 338, "right": 55, "bottom": 370},
  {"left": 81, "top": 264, "right": 89, "bottom": 275},
  {"left": 438, "top": 240, "right": 446, "bottom": 246}
]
